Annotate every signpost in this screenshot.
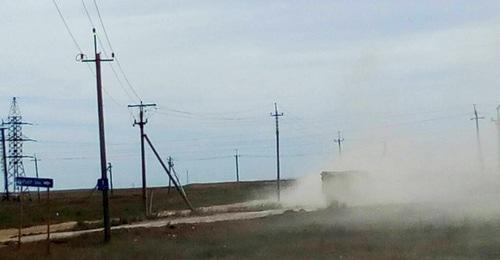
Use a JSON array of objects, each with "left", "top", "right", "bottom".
[
  {"left": 15, "top": 177, "right": 53, "bottom": 189},
  {"left": 15, "top": 177, "right": 53, "bottom": 254},
  {"left": 97, "top": 178, "right": 109, "bottom": 191}
]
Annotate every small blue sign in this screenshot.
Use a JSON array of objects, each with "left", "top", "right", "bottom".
[
  {"left": 15, "top": 177, "right": 53, "bottom": 188},
  {"left": 97, "top": 178, "right": 109, "bottom": 191}
]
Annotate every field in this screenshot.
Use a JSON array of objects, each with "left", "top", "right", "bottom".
[
  {"left": 2, "top": 180, "right": 500, "bottom": 259},
  {"left": 2, "top": 205, "right": 500, "bottom": 259},
  {"left": 0, "top": 180, "right": 290, "bottom": 229}
]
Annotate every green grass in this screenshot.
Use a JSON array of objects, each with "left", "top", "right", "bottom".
[{"left": 0, "top": 180, "right": 290, "bottom": 229}]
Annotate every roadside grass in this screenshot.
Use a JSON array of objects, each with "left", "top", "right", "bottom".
[
  {"left": 3, "top": 208, "right": 500, "bottom": 259},
  {"left": 0, "top": 180, "right": 291, "bottom": 229}
]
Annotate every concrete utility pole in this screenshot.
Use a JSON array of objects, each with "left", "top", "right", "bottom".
[
  {"left": 334, "top": 131, "right": 344, "bottom": 156},
  {"left": 271, "top": 102, "right": 284, "bottom": 202},
  {"left": 143, "top": 134, "right": 194, "bottom": 211},
  {"left": 185, "top": 170, "right": 189, "bottom": 185},
  {"left": 31, "top": 154, "right": 41, "bottom": 201},
  {"left": 492, "top": 105, "right": 500, "bottom": 173},
  {"left": 471, "top": 104, "right": 485, "bottom": 170},
  {"left": 80, "top": 28, "right": 114, "bottom": 242},
  {"left": 128, "top": 101, "right": 156, "bottom": 215},
  {"left": 1, "top": 127, "right": 8, "bottom": 200},
  {"left": 234, "top": 149, "right": 240, "bottom": 182},
  {"left": 167, "top": 156, "right": 173, "bottom": 194},
  {"left": 107, "top": 162, "right": 113, "bottom": 195}
]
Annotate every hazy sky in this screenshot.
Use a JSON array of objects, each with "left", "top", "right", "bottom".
[{"left": 2, "top": 1, "right": 500, "bottom": 190}]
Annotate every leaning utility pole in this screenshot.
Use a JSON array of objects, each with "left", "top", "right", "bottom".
[
  {"left": 128, "top": 101, "right": 156, "bottom": 215},
  {"left": 79, "top": 28, "right": 114, "bottom": 242},
  {"left": 271, "top": 102, "right": 284, "bottom": 202},
  {"left": 143, "top": 134, "right": 194, "bottom": 211},
  {"left": 334, "top": 131, "right": 344, "bottom": 156},
  {"left": 492, "top": 105, "right": 500, "bottom": 173},
  {"left": 1, "top": 127, "right": 8, "bottom": 200},
  {"left": 471, "top": 104, "right": 485, "bottom": 170},
  {"left": 234, "top": 149, "right": 240, "bottom": 182}
]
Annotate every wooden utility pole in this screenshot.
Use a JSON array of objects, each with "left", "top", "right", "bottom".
[
  {"left": 128, "top": 102, "right": 156, "bottom": 215},
  {"left": 80, "top": 28, "right": 114, "bottom": 242},
  {"left": 271, "top": 103, "right": 284, "bottom": 202}
]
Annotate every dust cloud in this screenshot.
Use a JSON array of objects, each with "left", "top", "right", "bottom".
[{"left": 278, "top": 134, "right": 500, "bottom": 223}]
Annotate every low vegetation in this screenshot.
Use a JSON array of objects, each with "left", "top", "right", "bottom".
[
  {"left": 0, "top": 180, "right": 290, "bottom": 229},
  {"left": 2, "top": 207, "right": 500, "bottom": 259}
]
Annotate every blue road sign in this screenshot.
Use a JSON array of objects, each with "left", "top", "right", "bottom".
[
  {"left": 15, "top": 177, "right": 53, "bottom": 188},
  {"left": 97, "top": 178, "right": 109, "bottom": 191}
]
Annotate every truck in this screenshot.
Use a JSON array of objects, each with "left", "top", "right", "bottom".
[{"left": 320, "top": 170, "right": 368, "bottom": 207}]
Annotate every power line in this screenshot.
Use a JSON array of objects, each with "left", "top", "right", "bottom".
[
  {"left": 80, "top": 0, "right": 136, "bottom": 103},
  {"left": 177, "top": 155, "right": 233, "bottom": 161},
  {"left": 51, "top": 0, "right": 129, "bottom": 110},
  {"left": 114, "top": 58, "right": 142, "bottom": 101},
  {"left": 155, "top": 108, "right": 260, "bottom": 121},
  {"left": 92, "top": 0, "right": 142, "bottom": 101},
  {"left": 51, "top": 0, "right": 83, "bottom": 53},
  {"left": 108, "top": 63, "right": 136, "bottom": 102},
  {"left": 81, "top": 0, "right": 96, "bottom": 29},
  {"left": 92, "top": 0, "right": 114, "bottom": 53}
]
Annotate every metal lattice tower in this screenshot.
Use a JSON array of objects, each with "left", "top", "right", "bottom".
[{"left": 4, "top": 97, "right": 33, "bottom": 195}]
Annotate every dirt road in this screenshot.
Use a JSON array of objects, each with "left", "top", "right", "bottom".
[{"left": 0, "top": 200, "right": 308, "bottom": 245}]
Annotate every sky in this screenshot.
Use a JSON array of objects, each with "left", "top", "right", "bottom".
[{"left": 1, "top": 1, "right": 500, "bottom": 190}]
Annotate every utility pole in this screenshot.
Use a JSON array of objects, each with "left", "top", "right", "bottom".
[
  {"left": 143, "top": 134, "right": 194, "bottom": 211},
  {"left": 167, "top": 156, "right": 173, "bottom": 194},
  {"left": 1, "top": 127, "right": 8, "bottom": 200},
  {"left": 234, "top": 149, "right": 240, "bottom": 182},
  {"left": 79, "top": 28, "right": 114, "bottom": 242},
  {"left": 127, "top": 101, "right": 156, "bottom": 216},
  {"left": 31, "top": 154, "right": 41, "bottom": 201},
  {"left": 185, "top": 170, "right": 189, "bottom": 185},
  {"left": 334, "top": 131, "right": 344, "bottom": 156},
  {"left": 107, "top": 162, "right": 113, "bottom": 195},
  {"left": 471, "top": 104, "right": 485, "bottom": 170},
  {"left": 492, "top": 105, "right": 500, "bottom": 174},
  {"left": 271, "top": 102, "right": 284, "bottom": 202}
]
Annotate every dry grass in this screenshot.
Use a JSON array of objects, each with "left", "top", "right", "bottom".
[
  {"left": 0, "top": 180, "right": 292, "bottom": 229},
  {"left": 2, "top": 206, "right": 500, "bottom": 259}
]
